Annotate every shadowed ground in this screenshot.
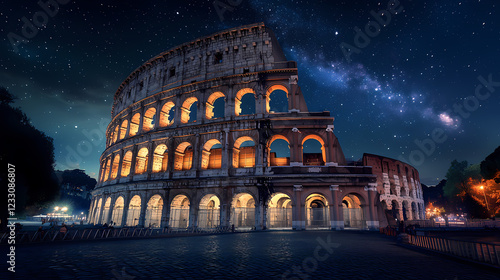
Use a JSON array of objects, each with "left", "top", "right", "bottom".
[{"left": 7, "top": 231, "right": 499, "bottom": 279}]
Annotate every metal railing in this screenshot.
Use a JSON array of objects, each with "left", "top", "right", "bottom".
[
  {"left": 408, "top": 234, "right": 500, "bottom": 267},
  {"left": 405, "top": 219, "right": 500, "bottom": 228},
  {"left": 0, "top": 226, "right": 235, "bottom": 245}
]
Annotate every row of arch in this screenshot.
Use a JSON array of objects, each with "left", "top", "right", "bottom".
[
  {"left": 381, "top": 199, "right": 425, "bottom": 221},
  {"left": 108, "top": 86, "right": 290, "bottom": 147},
  {"left": 89, "top": 190, "right": 424, "bottom": 229},
  {"left": 100, "top": 134, "right": 328, "bottom": 183}
]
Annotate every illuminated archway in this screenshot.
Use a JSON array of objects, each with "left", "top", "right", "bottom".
[
  {"left": 129, "top": 113, "right": 140, "bottom": 136},
  {"left": 94, "top": 198, "right": 103, "bottom": 224},
  {"left": 181, "top": 97, "right": 198, "bottom": 123},
  {"left": 113, "top": 126, "right": 119, "bottom": 143},
  {"left": 170, "top": 194, "right": 190, "bottom": 228},
  {"left": 121, "top": 151, "right": 133, "bottom": 177},
  {"left": 103, "top": 158, "right": 111, "bottom": 181},
  {"left": 266, "top": 85, "right": 289, "bottom": 113},
  {"left": 126, "top": 195, "right": 141, "bottom": 226},
  {"left": 174, "top": 142, "right": 193, "bottom": 171},
  {"left": 233, "top": 136, "right": 255, "bottom": 168},
  {"left": 267, "top": 193, "right": 292, "bottom": 229},
  {"left": 143, "top": 107, "right": 156, "bottom": 132},
  {"left": 135, "top": 147, "right": 149, "bottom": 174},
  {"left": 306, "top": 193, "right": 329, "bottom": 229},
  {"left": 120, "top": 120, "right": 128, "bottom": 140},
  {"left": 268, "top": 135, "right": 290, "bottom": 166},
  {"left": 110, "top": 154, "right": 120, "bottom": 179},
  {"left": 231, "top": 193, "right": 255, "bottom": 229},
  {"left": 145, "top": 194, "right": 163, "bottom": 228},
  {"left": 159, "top": 102, "right": 175, "bottom": 127},
  {"left": 198, "top": 194, "right": 220, "bottom": 228},
  {"left": 206, "top": 92, "right": 225, "bottom": 119},
  {"left": 342, "top": 194, "right": 365, "bottom": 229},
  {"left": 111, "top": 196, "right": 125, "bottom": 226},
  {"left": 201, "top": 139, "right": 222, "bottom": 170},
  {"left": 235, "top": 88, "right": 255, "bottom": 116},
  {"left": 152, "top": 144, "right": 168, "bottom": 173},
  {"left": 101, "top": 197, "right": 112, "bottom": 224},
  {"left": 302, "top": 135, "right": 325, "bottom": 166}
]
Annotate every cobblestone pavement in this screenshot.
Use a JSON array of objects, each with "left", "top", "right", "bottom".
[{"left": 5, "top": 231, "right": 498, "bottom": 279}]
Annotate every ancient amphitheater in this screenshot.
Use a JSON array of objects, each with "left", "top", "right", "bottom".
[{"left": 89, "top": 23, "right": 425, "bottom": 230}]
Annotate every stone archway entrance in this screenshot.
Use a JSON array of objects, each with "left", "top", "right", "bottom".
[
  {"left": 231, "top": 193, "right": 255, "bottom": 229},
  {"left": 170, "top": 195, "right": 190, "bottom": 228},
  {"left": 267, "top": 193, "right": 292, "bottom": 229},
  {"left": 342, "top": 194, "right": 365, "bottom": 229},
  {"left": 306, "top": 194, "right": 329, "bottom": 229}
]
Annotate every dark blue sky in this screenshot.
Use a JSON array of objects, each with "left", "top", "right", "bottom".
[{"left": 2, "top": 0, "right": 499, "bottom": 184}]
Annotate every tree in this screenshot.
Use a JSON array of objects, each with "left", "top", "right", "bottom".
[
  {"left": 0, "top": 88, "right": 59, "bottom": 228},
  {"left": 443, "top": 160, "right": 487, "bottom": 218},
  {"left": 480, "top": 146, "right": 500, "bottom": 183}
]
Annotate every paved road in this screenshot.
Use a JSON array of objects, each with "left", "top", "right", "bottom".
[{"left": 4, "top": 231, "right": 498, "bottom": 279}]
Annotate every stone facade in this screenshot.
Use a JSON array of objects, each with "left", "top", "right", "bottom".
[{"left": 89, "top": 23, "right": 424, "bottom": 230}]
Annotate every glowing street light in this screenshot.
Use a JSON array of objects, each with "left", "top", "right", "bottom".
[
  {"left": 54, "top": 206, "right": 60, "bottom": 211},
  {"left": 61, "top": 207, "right": 68, "bottom": 212},
  {"left": 480, "top": 186, "right": 490, "bottom": 212}
]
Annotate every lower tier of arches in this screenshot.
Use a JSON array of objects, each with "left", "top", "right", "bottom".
[{"left": 88, "top": 185, "right": 425, "bottom": 230}]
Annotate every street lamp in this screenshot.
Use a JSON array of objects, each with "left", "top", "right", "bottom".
[{"left": 480, "top": 186, "right": 490, "bottom": 212}]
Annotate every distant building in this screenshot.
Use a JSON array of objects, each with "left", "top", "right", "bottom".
[{"left": 89, "top": 23, "right": 424, "bottom": 230}]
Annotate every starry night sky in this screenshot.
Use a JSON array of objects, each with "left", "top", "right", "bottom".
[{"left": 2, "top": 0, "right": 499, "bottom": 184}]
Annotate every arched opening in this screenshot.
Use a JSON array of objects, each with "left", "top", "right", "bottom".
[
  {"left": 110, "top": 154, "right": 120, "bottom": 180},
  {"left": 206, "top": 92, "right": 225, "bottom": 119},
  {"left": 201, "top": 139, "right": 222, "bottom": 170},
  {"left": 121, "top": 151, "right": 133, "bottom": 177},
  {"left": 267, "top": 193, "right": 292, "bottom": 229},
  {"left": 411, "top": 202, "right": 418, "bottom": 220},
  {"left": 306, "top": 193, "right": 329, "bottom": 229},
  {"left": 145, "top": 194, "right": 163, "bottom": 228},
  {"left": 101, "top": 197, "right": 112, "bottom": 224},
  {"left": 111, "top": 196, "right": 124, "bottom": 226},
  {"left": 268, "top": 136, "right": 290, "bottom": 166},
  {"left": 233, "top": 137, "right": 255, "bottom": 168},
  {"left": 235, "top": 88, "right": 255, "bottom": 116},
  {"left": 159, "top": 102, "right": 175, "bottom": 127},
  {"left": 391, "top": 200, "right": 401, "bottom": 221},
  {"left": 129, "top": 113, "right": 140, "bottom": 136},
  {"left": 143, "top": 108, "right": 156, "bottom": 132},
  {"left": 152, "top": 144, "right": 168, "bottom": 173},
  {"left": 113, "top": 126, "right": 119, "bottom": 143},
  {"left": 120, "top": 120, "right": 128, "bottom": 140},
  {"left": 266, "top": 85, "right": 289, "bottom": 113},
  {"left": 94, "top": 198, "right": 103, "bottom": 224},
  {"left": 342, "top": 194, "right": 365, "bottom": 229},
  {"left": 174, "top": 142, "right": 193, "bottom": 171},
  {"left": 231, "top": 193, "right": 255, "bottom": 229},
  {"left": 198, "top": 194, "right": 220, "bottom": 229},
  {"left": 302, "top": 136, "right": 325, "bottom": 166},
  {"left": 126, "top": 195, "right": 141, "bottom": 226},
  {"left": 181, "top": 97, "right": 198, "bottom": 123},
  {"left": 402, "top": 200, "right": 409, "bottom": 221},
  {"left": 103, "top": 158, "right": 111, "bottom": 181},
  {"left": 135, "top": 147, "right": 149, "bottom": 174},
  {"left": 170, "top": 194, "right": 190, "bottom": 228}
]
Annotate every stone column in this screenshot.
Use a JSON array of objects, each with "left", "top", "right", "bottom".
[
  {"left": 125, "top": 109, "right": 132, "bottom": 137},
  {"left": 137, "top": 103, "right": 145, "bottom": 133},
  {"left": 330, "top": 185, "right": 343, "bottom": 230},
  {"left": 365, "top": 183, "right": 379, "bottom": 230},
  {"left": 129, "top": 145, "right": 138, "bottom": 177},
  {"left": 161, "top": 191, "right": 170, "bottom": 228},
  {"left": 290, "top": 129, "right": 302, "bottom": 166},
  {"left": 146, "top": 142, "right": 155, "bottom": 179},
  {"left": 138, "top": 194, "right": 147, "bottom": 227},
  {"left": 116, "top": 149, "right": 124, "bottom": 181},
  {"left": 221, "top": 129, "right": 230, "bottom": 176},
  {"left": 107, "top": 198, "right": 115, "bottom": 225},
  {"left": 289, "top": 75, "right": 299, "bottom": 111},
  {"left": 292, "top": 185, "right": 304, "bottom": 230},
  {"left": 193, "top": 134, "right": 201, "bottom": 175},
  {"left": 120, "top": 192, "right": 130, "bottom": 227}
]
